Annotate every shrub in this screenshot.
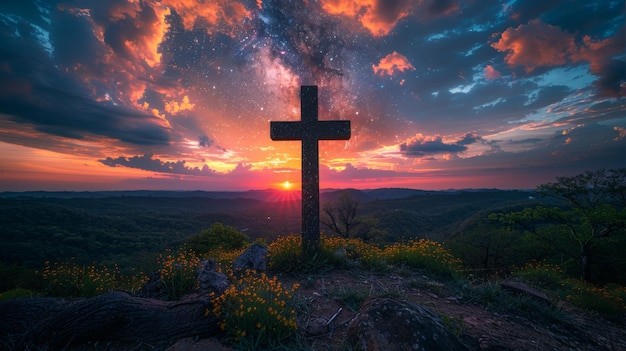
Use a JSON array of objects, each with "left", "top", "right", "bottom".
[
  {"left": 322, "top": 236, "right": 385, "bottom": 270},
  {"left": 267, "top": 235, "right": 305, "bottom": 272},
  {"left": 158, "top": 248, "right": 200, "bottom": 300},
  {"left": 210, "top": 270, "right": 299, "bottom": 349},
  {"left": 512, "top": 261, "right": 564, "bottom": 289},
  {"left": 185, "top": 222, "right": 249, "bottom": 255},
  {"left": 268, "top": 234, "right": 385, "bottom": 272},
  {"left": 268, "top": 235, "right": 462, "bottom": 275},
  {"left": 381, "top": 239, "right": 462, "bottom": 278}
]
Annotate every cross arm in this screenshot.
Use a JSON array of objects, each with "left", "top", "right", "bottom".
[
  {"left": 270, "top": 121, "right": 302, "bottom": 141},
  {"left": 316, "top": 120, "right": 351, "bottom": 140},
  {"left": 271, "top": 120, "right": 351, "bottom": 140}
]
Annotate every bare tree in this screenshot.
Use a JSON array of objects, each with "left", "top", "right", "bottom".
[{"left": 321, "top": 191, "right": 361, "bottom": 238}]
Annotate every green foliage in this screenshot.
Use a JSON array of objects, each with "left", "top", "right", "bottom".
[
  {"left": 494, "top": 168, "right": 626, "bottom": 284},
  {"left": 158, "top": 248, "right": 200, "bottom": 300},
  {"left": 185, "top": 222, "right": 249, "bottom": 255},
  {"left": 210, "top": 270, "right": 299, "bottom": 350},
  {"left": 446, "top": 218, "right": 535, "bottom": 277}
]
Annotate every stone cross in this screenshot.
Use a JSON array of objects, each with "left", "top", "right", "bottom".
[{"left": 270, "top": 85, "right": 351, "bottom": 254}]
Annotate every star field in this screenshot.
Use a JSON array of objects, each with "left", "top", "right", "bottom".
[{"left": 0, "top": 0, "right": 624, "bottom": 191}]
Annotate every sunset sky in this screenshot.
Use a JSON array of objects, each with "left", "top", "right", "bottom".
[{"left": 0, "top": 0, "right": 624, "bottom": 192}]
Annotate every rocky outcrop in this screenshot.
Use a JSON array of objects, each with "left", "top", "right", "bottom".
[
  {"left": 347, "top": 297, "right": 468, "bottom": 351},
  {"left": 232, "top": 243, "right": 268, "bottom": 272},
  {"left": 196, "top": 259, "right": 229, "bottom": 296}
]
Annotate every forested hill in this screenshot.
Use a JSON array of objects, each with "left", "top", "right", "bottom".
[{"left": 0, "top": 189, "right": 540, "bottom": 269}]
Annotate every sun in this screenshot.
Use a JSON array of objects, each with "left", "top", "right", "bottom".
[{"left": 281, "top": 180, "right": 292, "bottom": 190}]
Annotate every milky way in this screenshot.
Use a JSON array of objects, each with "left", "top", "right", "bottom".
[{"left": 0, "top": 0, "right": 624, "bottom": 191}]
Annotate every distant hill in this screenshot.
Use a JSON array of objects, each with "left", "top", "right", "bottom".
[{"left": 0, "top": 188, "right": 545, "bottom": 269}]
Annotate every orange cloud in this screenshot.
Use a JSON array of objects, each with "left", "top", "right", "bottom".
[
  {"left": 164, "top": 95, "right": 195, "bottom": 114},
  {"left": 320, "top": 0, "right": 413, "bottom": 36},
  {"left": 372, "top": 51, "right": 415, "bottom": 76},
  {"left": 161, "top": 0, "right": 250, "bottom": 35},
  {"left": 483, "top": 65, "right": 501, "bottom": 79},
  {"left": 492, "top": 21, "right": 625, "bottom": 96},
  {"left": 491, "top": 20, "right": 577, "bottom": 73}
]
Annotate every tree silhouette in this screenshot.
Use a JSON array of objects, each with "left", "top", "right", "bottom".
[
  {"left": 321, "top": 192, "right": 360, "bottom": 239},
  {"left": 321, "top": 192, "right": 386, "bottom": 242}
]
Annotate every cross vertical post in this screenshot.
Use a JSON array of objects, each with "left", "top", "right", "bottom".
[{"left": 270, "top": 86, "right": 351, "bottom": 255}]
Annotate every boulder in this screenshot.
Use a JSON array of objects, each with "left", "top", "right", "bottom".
[
  {"left": 197, "top": 259, "right": 229, "bottom": 296},
  {"left": 232, "top": 243, "right": 268, "bottom": 272},
  {"left": 347, "top": 297, "right": 468, "bottom": 351}
]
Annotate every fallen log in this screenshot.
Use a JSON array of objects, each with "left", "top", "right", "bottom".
[
  {"left": 0, "top": 291, "right": 220, "bottom": 350},
  {"left": 500, "top": 280, "right": 552, "bottom": 304}
]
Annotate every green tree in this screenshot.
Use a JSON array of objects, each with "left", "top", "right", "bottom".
[
  {"left": 447, "top": 221, "right": 521, "bottom": 272},
  {"left": 497, "top": 169, "right": 626, "bottom": 283},
  {"left": 185, "top": 222, "right": 249, "bottom": 254}
]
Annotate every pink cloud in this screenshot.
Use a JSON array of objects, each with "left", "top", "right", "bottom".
[
  {"left": 491, "top": 20, "right": 577, "bottom": 73},
  {"left": 492, "top": 20, "right": 625, "bottom": 96},
  {"left": 372, "top": 51, "right": 415, "bottom": 76},
  {"left": 483, "top": 65, "right": 501, "bottom": 79}
]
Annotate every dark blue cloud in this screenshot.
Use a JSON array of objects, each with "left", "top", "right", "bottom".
[
  {"left": 100, "top": 154, "right": 217, "bottom": 176},
  {"left": 400, "top": 137, "right": 467, "bottom": 158}
]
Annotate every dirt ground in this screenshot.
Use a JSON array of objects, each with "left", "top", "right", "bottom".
[{"left": 169, "top": 270, "right": 626, "bottom": 351}]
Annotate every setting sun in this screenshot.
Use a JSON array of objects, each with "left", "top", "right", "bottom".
[{"left": 281, "top": 181, "right": 292, "bottom": 190}]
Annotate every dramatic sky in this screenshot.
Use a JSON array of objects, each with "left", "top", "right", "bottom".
[{"left": 0, "top": 0, "right": 624, "bottom": 191}]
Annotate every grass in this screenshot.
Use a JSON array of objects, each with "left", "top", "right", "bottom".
[
  {"left": 328, "top": 281, "right": 405, "bottom": 312},
  {"left": 455, "top": 278, "right": 571, "bottom": 323},
  {"left": 512, "top": 261, "right": 625, "bottom": 321}
]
